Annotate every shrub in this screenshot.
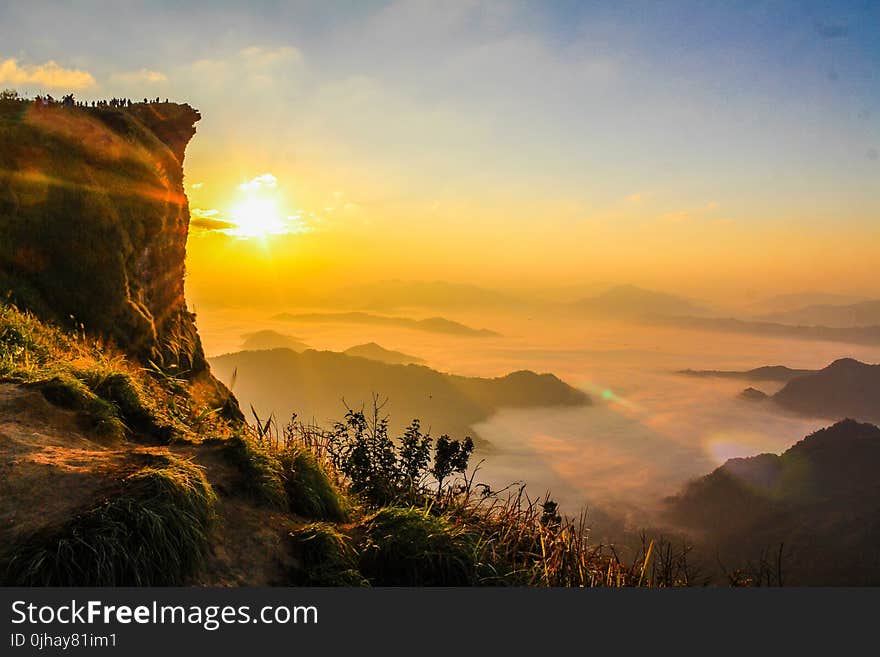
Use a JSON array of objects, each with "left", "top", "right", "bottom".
[{"left": 2, "top": 454, "right": 216, "bottom": 586}]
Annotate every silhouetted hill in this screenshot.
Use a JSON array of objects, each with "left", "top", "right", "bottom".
[
  {"left": 241, "top": 330, "right": 310, "bottom": 352},
  {"left": 651, "top": 315, "right": 880, "bottom": 346},
  {"left": 758, "top": 299, "right": 880, "bottom": 328},
  {"left": 343, "top": 342, "right": 424, "bottom": 365},
  {"left": 272, "top": 311, "right": 499, "bottom": 337},
  {"left": 747, "top": 292, "right": 868, "bottom": 314},
  {"left": 209, "top": 348, "right": 588, "bottom": 444},
  {"left": 667, "top": 420, "right": 880, "bottom": 584},
  {"left": 573, "top": 285, "right": 708, "bottom": 319},
  {"left": 679, "top": 365, "right": 814, "bottom": 382},
  {"left": 771, "top": 358, "right": 880, "bottom": 423}
]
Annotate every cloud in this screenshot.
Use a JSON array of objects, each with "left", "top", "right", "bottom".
[
  {"left": 110, "top": 68, "right": 167, "bottom": 84},
  {"left": 662, "top": 201, "right": 719, "bottom": 223},
  {"left": 0, "top": 57, "right": 96, "bottom": 90},
  {"left": 190, "top": 208, "right": 236, "bottom": 232},
  {"left": 239, "top": 45, "right": 301, "bottom": 66},
  {"left": 189, "top": 182, "right": 204, "bottom": 189},
  {"left": 239, "top": 173, "right": 278, "bottom": 191}
]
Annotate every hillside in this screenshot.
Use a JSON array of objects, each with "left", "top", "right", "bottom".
[
  {"left": 770, "top": 358, "right": 880, "bottom": 424},
  {"left": 343, "top": 342, "right": 424, "bottom": 365},
  {"left": 209, "top": 348, "right": 589, "bottom": 444},
  {"left": 678, "top": 365, "right": 814, "bottom": 383},
  {"left": 666, "top": 420, "right": 880, "bottom": 584}
]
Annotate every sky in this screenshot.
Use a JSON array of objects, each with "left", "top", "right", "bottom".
[{"left": 2, "top": 1, "right": 878, "bottom": 306}]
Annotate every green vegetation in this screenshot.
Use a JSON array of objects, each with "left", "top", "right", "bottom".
[
  {"left": 0, "top": 301, "right": 218, "bottom": 442},
  {"left": 279, "top": 448, "right": 348, "bottom": 521},
  {"left": 359, "top": 507, "right": 476, "bottom": 586},
  {"left": 217, "top": 434, "right": 288, "bottom": 509},
  {"left": 1, "top": 454, "right": 216, "bottom": 586},
  {"left": 288, "top": 523, "right": 367, "bottom": 586}
]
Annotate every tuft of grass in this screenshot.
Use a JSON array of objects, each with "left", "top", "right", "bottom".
[
  {"left": 77, "top": 366, "right": 176, "bottom": 442},
  {"left": 288, "top": 523, "right": 368, "bottom": 586},
  {"left": 1, "top": 454, "right": 216, "bottom": 586},
  {"left": 29, "top": 373, "right": 125, "bottom": 440},
  {"left": 279, "top": 448, "right": 348, "bottom": 521},
  {"left": 219, "top": 435, "right": 288, "bottom": 509},
  {"left": 358, "top": 506, "right": 477, "bottom": 586}
]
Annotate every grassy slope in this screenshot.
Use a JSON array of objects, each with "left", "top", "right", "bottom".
[{"left": 1, "top": 303, "right": 658, "bottom": 587}]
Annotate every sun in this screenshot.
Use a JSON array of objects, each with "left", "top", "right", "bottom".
[{"left": 228, "top": 197, "right": 286, "bottom": 239}]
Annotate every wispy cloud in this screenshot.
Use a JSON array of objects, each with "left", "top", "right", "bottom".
[
  {"left": 190, "top": 208, "right": 236, "bottom": 232},
  {"left": 110, "top": 68, "right": 167, "bottom": 84},
  {"left": 0, "top": 57, "right": 96, "bottom": 90}
]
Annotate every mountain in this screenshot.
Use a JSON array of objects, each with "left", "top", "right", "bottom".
[
  {"left": 572, "top": 285, "right": 708, "bottom": 319},
  {"left": 770, "top": 358, "right": 880, "bottom": 424},
  {"left": 272, "top": 311, "right": 499, "bottom": 337},
  {"left": 241, "top": 329, "right": 310, "bottom": 352},
  {"left": 666, "top": 420, "right": 880, "bottom": 584},
  {"left": 209, "top": 348, "right": 588, "bottom": 444},
  {"left": 343, "top": 342, "right": 424, "bottom": 365},
  {"left": 651, "top": 315, "right": 880, "bottom": 346},
  {"left": 757, "top": 299, "right": 880, "bottom": 328},
  {"left": 747, "top": 292, "right": 868, "bottom": 315},
  {"left": 678, "top": 365, "right": 814, "bottom": 383}
]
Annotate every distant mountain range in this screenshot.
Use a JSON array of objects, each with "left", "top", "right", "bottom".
[
  {"left": 746, "top": 292, "right": 869, "bottom": 315},
  {"left": 571, "top": 284, "right": 709, "bottom": 319},
  {"left": 769, "top": 358, "right": 880, "bottom": 424},
  {"left": 666, "top": 419, "right": 880, "bottom": 584},
  {"left": 756, "top": 299, "right": 880, "bottom": 328},
  {"left": 342, "top": 342, "right": 424, "bottom": 365},
  {"left": 272, "top": 311, "right": 499, "bottom": 337},
  {"left": 651, "top": 315, "right": 880, "bottom": 346},
  {"left": 679, "top": 365, "right": 814, "bottom": 383},
  {"left": 209, "top": 348, "right": 588, "bottom": 444}
]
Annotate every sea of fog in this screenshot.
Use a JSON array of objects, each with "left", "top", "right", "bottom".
[{"left": 197, "top": 306, "right": 880, "bottom": 526}]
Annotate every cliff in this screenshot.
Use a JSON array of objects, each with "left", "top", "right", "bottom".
[{"left": 0, "top": 98, "right": 205, "bottom": 370}]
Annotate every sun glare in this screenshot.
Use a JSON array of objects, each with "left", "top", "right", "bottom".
[{"left": 228, "top": 197, "right": 286, "bottom": 239}]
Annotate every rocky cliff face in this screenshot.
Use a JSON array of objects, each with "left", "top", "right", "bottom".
[{"left": 0, "top": 99, "right": 206, "bottom": 371}]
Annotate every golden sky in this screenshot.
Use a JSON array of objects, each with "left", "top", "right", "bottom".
[{"left": 2, "top": 2, "right": 878, "bottom": 306}]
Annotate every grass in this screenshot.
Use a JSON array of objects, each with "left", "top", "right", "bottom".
[
  {"left": 288, "top": 523, "right": 368, "bottom": 586},
  {"left": 217, "top": 435, "right": 288, "bottom": 509},
  {"left": 358, "top": 506, "right": 476, "bottom": 586},
  {"left": 0, "top": 301, "right": 212, "bottom": 443},
  {"left": 1, "top": 454, "right": 216, "bottom": 586},
  {"left": 279, "top": 448, "right": 348, "bottom": 521}
]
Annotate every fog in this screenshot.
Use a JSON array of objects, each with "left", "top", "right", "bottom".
[{"left": 198, "top": 300, "right": 880, "bottom": 528}]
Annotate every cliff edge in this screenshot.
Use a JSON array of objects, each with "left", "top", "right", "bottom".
[{"left": 0, "top": 98, "right": 205, "bottom": 371}]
